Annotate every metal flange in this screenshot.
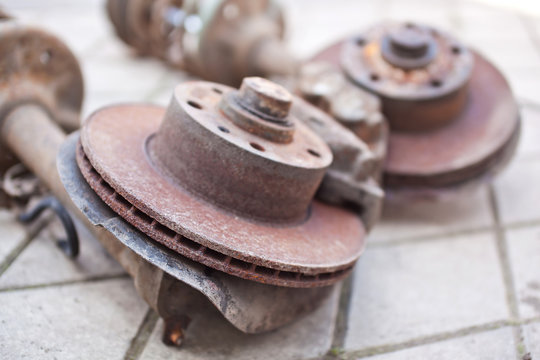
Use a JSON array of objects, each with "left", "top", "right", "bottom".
[
  {"left": 0, "top": 20, "right": 84, "bottom": 173},
  {"left": 307, "top": 21, "right": 520, "bottom": 194},
  {"left": 77, "top": 77, "right": 368, "bottom": 287}
]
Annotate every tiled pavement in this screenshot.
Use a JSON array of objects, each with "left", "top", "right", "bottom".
[{"left": 1, "top": 0, "right": 540, "bottom": 359}]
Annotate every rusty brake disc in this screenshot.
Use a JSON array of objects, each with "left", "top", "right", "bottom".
[
  {"left": 77, "top": 77, "right": 367, "bottom": 287},
  {"left": 306, "top": 21, "right": 520, "bottom": 193}
]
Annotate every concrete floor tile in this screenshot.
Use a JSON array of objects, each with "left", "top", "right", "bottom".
[
  {"left": 369, "top": 186, "right": 493, "bottom": 243},
  {"left": 140, "top": 285, "right": 341, "bottom": 360},
  {"left": 0, "top": 210, "right": 27, "bottom": 265},
  {"left": 506, "top": 226, "right": 540, "bottom": 319},
  {"left": 345, "top": 233, "right": 509, "bottom": 351},
  {"left": 505, "top": 67, "right": 540, "bottom": 102},
  {"left": 0, "top": 219, "right": 125, "bottom": 290},
  {"left": 0, "top": 279, "right": 147, "bottom": 360},
  {"left": 523, "top": 322, "right": 540, "bottom": 358},
  {"left": 362, "top": 327, "right": 516, "bottom": 360},
  {"left": 516, "top": 105, "right": 540, "bottom": 161},
  {"left": 494, "top": 158, "right": 540, "bottom": 226}
]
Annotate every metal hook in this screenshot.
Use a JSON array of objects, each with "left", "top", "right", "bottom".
[{"left": 18, "top": 195, "right": 79, "bottom": 258}]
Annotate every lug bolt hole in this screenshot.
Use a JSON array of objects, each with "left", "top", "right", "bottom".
[
  {"left": 187, "top": 100, "right": 203, "bottom": 110},
  {"left": 250, "top": 142, "right": 265, "bottom": 152},
  {"left": 430, "top": 79, "right": 443, "bottom": 87},
  {"left": 218, "top": 126, "right": 230, "bottom": 133},
  {"left": 451, "top": 46, "right": 461, "bottom": 55},
  {"left": 40, "top": 49, "right": 52, "bottom": 65},
  {"left": 370, "top": 73, "right": 380, "bottom": 82},
  {"left": 355, "top": 37, "right": 366, "bottom": 47},
  {"left": 307, "top": 149, "right": 321, "bottom": 158},
  {"left": 212, "top": 87, "right": 223, "bottom": 94}
]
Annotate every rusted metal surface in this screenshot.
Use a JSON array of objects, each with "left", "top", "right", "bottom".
[
  {"left": 309, "top": 21, "right": 520, "bottom": 193},
  {"left": 59, "top": 132, "right": 336, "bottom": 333},
  {"left": 78, "top": 78, "right": 368, "bottom": 287},
  {"left": 0, "top": 24, "right": 341, "bottom": 339},
  {"left": 298, "top": 61, "right": 388, "bottom": 180},
  {"left": 291, "top": 97, "right": 384, "bottom": 230},
  {"left": 106, "top": 0, "right": 296, "bottom": 86},
  {"left": 341, "top": 22, "right": 474, "bottom": 132},
  {"left": 0, "top": 21, "right": 84, "bottom": 174}
]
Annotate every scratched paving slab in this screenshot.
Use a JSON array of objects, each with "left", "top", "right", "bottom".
[
  {"left": 0, "top": 279, "right": 147, "bottom": 360},
  {"left": 0, "top": 218, "right": 125, "bottom": 290},
  {"left": 506, "top": 225, "right": 540, "bottom": 319},
  {"left": 345, "top": 232, "right": 508, "bottom": 351}
]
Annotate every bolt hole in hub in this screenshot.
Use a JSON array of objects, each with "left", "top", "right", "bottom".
[
  {"left": 249, "top": 142, "right": 265, "bottom": 151},
  {"left": 77, "top": 77, "right": 366, "bottom": 287},
  {"left": 187, "top": 100, "right": 203, "bottom": 109},
  {"left": 218, "top": 125, "right": 230, "bottom": 133},
  {"left": 307, "top": 149, "right": 321, "bottom": 157}
]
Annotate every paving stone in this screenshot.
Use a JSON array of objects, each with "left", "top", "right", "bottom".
[
  {"left": 0, "top": 210, "right": 27, "bottom": 266},
  {"left": 140, "top": 284, "right": 341, "bottom": 360},
  {"left": 361, "top": 327, "right": 516, "bottom": 360},
  {"left": 523, "top": 322, "right": 540, "bottom": 358},
  {"left": 0, "top": 278, "right": 147, "bottom": 360},
  {"left": 506, "top": 226, "right": 540, "bottom": 319},
  {"left": 494, "top": 158, "right": 540, "bottom": 226},
  {"left": 345, "top": 232, "right": 509, "bottom": 351},
  {"left": 369, "top": 186, "right": 493, "bottom": 243},
  {"left": 0, "top": 218, "right": 125, "bottom": 290}
]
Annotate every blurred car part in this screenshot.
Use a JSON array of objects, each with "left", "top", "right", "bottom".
[
  {"left": 304, "top": 21, "right": 520, "bottom": 196},
  {"left": 106, "top": 0, "right": 297, "bottom": 86}
]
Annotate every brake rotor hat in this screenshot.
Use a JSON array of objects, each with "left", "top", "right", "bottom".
[
  {"left": 339, "top": 21, "right": 520, "bottom": 191},
  {"left": 78, "top": 77, "right": 367, "bottom": 288}
]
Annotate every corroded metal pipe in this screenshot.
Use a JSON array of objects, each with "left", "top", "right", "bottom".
[{"left": 0, "top": 103, "right": 139, "bottom": 277}]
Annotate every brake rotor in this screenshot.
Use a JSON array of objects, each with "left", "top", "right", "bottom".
[
  {"left": 308, "top": 21, "right": 520, "bottom": 192},
  {"left": 77, "top": 77, "right": 366, "bottom": 288}
]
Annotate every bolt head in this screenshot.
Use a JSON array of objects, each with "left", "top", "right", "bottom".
[
  {"left": 238, "top": 77, "right": 292, "bottom": 120},
  {"left": 388, "top": 24, "right": 432, "bottom": 58}
]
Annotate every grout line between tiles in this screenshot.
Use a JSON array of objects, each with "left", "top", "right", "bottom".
[
  {"left": 368, "top": 225, "right": 495, "bottom": 248},
  {"left": 124, "top": 307, "right": 160, "bottom": 360},
  {"left": 320, "top": 320, "right": 512, "bottom": 360},
  {"left": 329, "top": 272, "right": 355, "bottom": 354},
  {"left": 0, "top": 214, "right": 52, "bottom": 278},
  {"left": 0, "top": 273, "right": 129, "bottom": 293},
  {"left": 488, "top": 184, "right": 525, "bottom": 359}
]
